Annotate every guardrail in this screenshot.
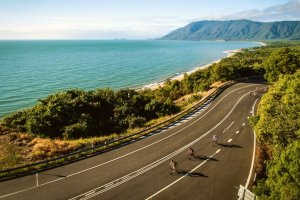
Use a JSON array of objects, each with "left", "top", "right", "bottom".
[{"left": 0, "top": 81, "right": 235, "bottom": 180}]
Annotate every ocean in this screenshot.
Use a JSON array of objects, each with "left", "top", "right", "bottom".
[{"left": 0, "top": 40, "right": 259, "bottom": 118}]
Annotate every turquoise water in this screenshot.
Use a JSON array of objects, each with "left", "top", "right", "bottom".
[{"left": 0, "top": 40, "right": 258, "bottom": 118}]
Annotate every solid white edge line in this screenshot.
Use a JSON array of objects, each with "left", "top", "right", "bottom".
[
  {"left": 0, "top": 84, "right": 257, "bottom": 199},
  {"left": 245, "top": 98, "right": 259, "bottom": 188},
  {"left": 145, "top": 149, "right": 221, "bottom": 200}
]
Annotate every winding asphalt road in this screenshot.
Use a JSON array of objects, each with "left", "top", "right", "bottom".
[{"left": 0, "top": 81, "right": 266, "bottom": 200}]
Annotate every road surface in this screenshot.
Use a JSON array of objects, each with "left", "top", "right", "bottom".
[{"left": 0, "top": 81, "right": 266, "bottom": 200}]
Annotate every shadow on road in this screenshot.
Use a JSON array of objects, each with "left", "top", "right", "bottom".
[
  {"left": 171, "top": 170, "right": 208, "bottom": 178},
  {"left": 190, "top": 155, "right": 218, "bottom": 161},
  {"left": 39, "top": 172, "right": 67, "bottom": 178},
  {"left": 187, "top": 172, "right": 208, "bottom": 178},
  {"left": 218, "top": 143, "right": 243, "bottom": 148}
]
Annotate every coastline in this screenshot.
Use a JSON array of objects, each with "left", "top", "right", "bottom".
[
  {"left": 142, "top": 41, "right": 267, "bottom": 91},
  {"left": 142, "top": 49, "right": 241, "bottom": 90},
  {"left": 0, "top": 41, "right": 262, "bottom": 118}
]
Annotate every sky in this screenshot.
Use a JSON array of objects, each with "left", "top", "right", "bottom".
[{"left": 0, "top": 0, "right": 300, "bottom": 39}]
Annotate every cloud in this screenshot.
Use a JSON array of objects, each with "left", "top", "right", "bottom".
[
  {"left": 0, "top": 27, "right": 170, "bottom": 40},
  {"left": 222, "top": 0, "right": 300, "bottom": 21},
  {"left": 0, "top": 15, "right": 189, "bottom": 39},
  {"left": 1, "top": 1, "right": 299, "bottom": 39}
]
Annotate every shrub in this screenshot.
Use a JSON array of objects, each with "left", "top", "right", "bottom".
[
  {"left": 127, "top": 116, "right": 147, "bottom": 129},
  {"left": 62, "top": 123, "right": 88, "bottom": 139}
]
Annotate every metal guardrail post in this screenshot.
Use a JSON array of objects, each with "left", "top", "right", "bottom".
[{"left": 36, "top": 171, "right": 38, "bottom": 186}]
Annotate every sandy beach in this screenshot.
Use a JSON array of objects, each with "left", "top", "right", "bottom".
[{"left": 142, "top": 49, "right": 241, "bottom": 90}]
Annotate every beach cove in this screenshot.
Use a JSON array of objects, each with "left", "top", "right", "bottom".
[
  {"left": 142, "top": 49, "right": 241, "bottom": 90},
  {"left": 0, "top": 40, "right": 260, "bottom": 118}
]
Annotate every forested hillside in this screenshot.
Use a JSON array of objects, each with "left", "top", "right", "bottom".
[{"left": 160, "top": 20, "right": 300, "bottom": 41}]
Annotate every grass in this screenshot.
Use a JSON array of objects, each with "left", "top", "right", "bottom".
[{"left": 0, "top": 137, "right": 23, "bottom": 169}]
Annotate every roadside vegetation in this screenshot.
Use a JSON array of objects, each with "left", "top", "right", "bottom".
[
  {"left": 249, "top": 43, "right": 300, "bottom": 200},
  {"left": 1, "top": 41, "right": 300, "bottom": 198}
]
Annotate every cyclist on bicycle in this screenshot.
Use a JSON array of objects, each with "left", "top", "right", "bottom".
[
  {"left": 169, "top": 160, "right": 178, "bottom": 174},
  {"left": 213, "top": 135, "right": 218, "bottom": 144},
  {"left": 187, "top": 147, "right": 195, "bottom": 160}
]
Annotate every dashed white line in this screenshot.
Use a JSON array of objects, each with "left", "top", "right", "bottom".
[
  {"left": 242, "top": 123, "right": 245, "bottom": 126},
  {"left": 228, "top": 139, "right": 232, "bottom": 143},
  {"left": 236, "top": 131, "right": 240, "bottom": 134}
]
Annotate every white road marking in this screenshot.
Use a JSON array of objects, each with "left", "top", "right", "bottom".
[
  {"left": 84, "top": 191, "right": 95, "bottom": 196},
  {"left": 245, "top": 98, "right": 259, "bottom": 188},
  {"left": 228, "top": 139, "right": 232, "bottom": 143},
  {"left": 242, "top": 123, "right": 245, "bottom": 126},
  {"left": 223, "top": 121, "right": 235, "bottom": 133},
  {"left": 145, "top": 149, "right": 221, "bottom": 200},
  {"left": 236, "top": 131, "right": 240, "bottom": 134},
  {"left": 0, "top": 84, "right": 257, "bottom": 199}
]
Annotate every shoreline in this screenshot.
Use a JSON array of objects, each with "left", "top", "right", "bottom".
[
  {"left": 142, "top": 41, "right": 266, "bottom": 91},
  {"left": 141, "top": 49, "right": 241, "bottom": 90}
]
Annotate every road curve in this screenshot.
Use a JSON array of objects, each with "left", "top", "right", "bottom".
[{"left": 0, "top": 81, "right": 266, "bottom": 200}]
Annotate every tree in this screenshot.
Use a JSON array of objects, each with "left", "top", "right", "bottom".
[
  {"left": 255, "top": 140, "right": 300, "bottom": 200},
  {"left": 254, "top": 70, "right": 300, "bottom": 148},
  {"left": 263, "top": 48, "right": 300, "bottom": 82}
]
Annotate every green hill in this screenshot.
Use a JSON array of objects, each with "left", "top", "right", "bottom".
[{"left": 160, "top": 20, "right": 300, "bottom": 41}]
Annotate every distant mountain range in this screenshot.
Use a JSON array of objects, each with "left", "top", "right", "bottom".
[{"left": 160, "top": 20, "right": 300, "bottom": 41}]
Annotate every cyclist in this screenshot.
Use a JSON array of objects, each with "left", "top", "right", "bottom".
[
  {"left": 213, "top": 135, "right": 218, "bottom": 144},
  {"left": 169, "top": 160, "right": 178, "bottom": 174},
  {"left": 187, "top": 147, "right": 195, "bottom": 160}
]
